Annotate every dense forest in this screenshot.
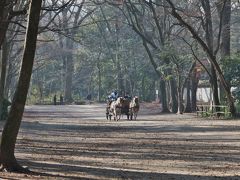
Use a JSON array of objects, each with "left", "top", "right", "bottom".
[
  {"left": 1, "top": 0, "right": 240, "bottom": 113},
  {"left": 1, "top": 0, "right": 240, "bottom": 172}
]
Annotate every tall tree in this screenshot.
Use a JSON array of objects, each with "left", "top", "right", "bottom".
[
  {"left": 0, "top": 0, "right": 42, "bottom": 171},
  {"left": 166, "top": 0, "right": 236, "bottom": 115},
  {"left": 201, "top": 0, "right": 220, "bottom": 108},
  {"left": 217, "top": 0, "right": 231, "bottom": 101},
  {"left": 125, "top": 0, "right": 172, "bottom": 112},
  {"left": 0, "top": 1, "right": 26, "bottom": 119},
  {"left": 54, "top": 0, "right": 95, "bottom": 103}
]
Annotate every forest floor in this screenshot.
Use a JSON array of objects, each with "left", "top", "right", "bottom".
[{"left": 0, "top": 102, "right": 240, "bottom": 180}]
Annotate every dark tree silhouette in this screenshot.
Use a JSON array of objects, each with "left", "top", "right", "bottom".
[{"left": 0, "top": 0, "right": 43, "bottom": 172}]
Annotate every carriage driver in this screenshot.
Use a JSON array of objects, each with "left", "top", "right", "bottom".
[{"left": 108, "top": 90, "right": 118, "bottom": 101}]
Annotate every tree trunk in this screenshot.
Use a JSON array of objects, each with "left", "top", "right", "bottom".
[
  {"left": 184, "top": 79, "right": 192, "bottom": 113},
  {"left": 219, "top": 0, "right": 231, "bottom": 99},
  {"left": 64, "top": 38, "right": 74, "bottom": 103},
  {"left": 191, "top": 71, "right": 199, "bottom": 112},
  {"left": 160, "top": 80, "right": 170, "bottom": 113},
  {"left": 64, "top": 55, "right": 73, "bottom": 103},
  {"left": 141, "top": 76, "right": 146, "bottom": 101},
  {"left": 177, "top": 87, "right": 183, "bottom": 114},
  {"left": 220, "top": 0, "right": 231, "bottom": 58},
  {"left": 0, "top": 40, "right": 8, "bottom": 120},
  {"left": 210, "top": 65, "right": 220, "bottom": 108},
  {"left": 4, "top": 56, "right": 13, "bottom": 98},
  {"left": 176, "top": 75, "right": 183, "bottom": 114},
  {"left": 97, "top": 62, "right": 102, "bottom": 102},
  {"left": 170, "top": 79, "right": 178, "bottom": 113},
  {"left": 0, "top": 0, "right": 42, "bottom": 172},
  {"left": 201, "top": 0, "right": 221, "bottom": 108},
  {"left": 218, "top": 0, "right": 231, "bottom": 102}
]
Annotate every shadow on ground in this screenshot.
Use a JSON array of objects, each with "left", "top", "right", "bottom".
[{"left": 1, "top": 104, "right": 240, "bottom": 179}]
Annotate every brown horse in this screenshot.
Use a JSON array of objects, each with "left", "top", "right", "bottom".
[
  {"left": 121, "top": 98, "right": 131, "bottom": 120},
  {"left": 129, "top": 96, "right": 139, "bottom": 120},
  {"left": 109, "top": 97, "right": 124, "bottom": 121}
]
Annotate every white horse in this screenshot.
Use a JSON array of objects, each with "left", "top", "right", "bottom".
[
  {"left": 129, "top": 96, "right": 140, "bottom": 120},
  {"left": 110, "top": 97, "right": 124, "bottom": 121}
]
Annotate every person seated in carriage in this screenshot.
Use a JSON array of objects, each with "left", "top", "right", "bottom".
[
  {"left": 107, "top": 90, "right": 118, "bottom": 108},
  {"left": 107, "top": 90, "right": 119, "bottom": 106},
  {"left": 108, "top": 90, "right": 118, "bottom": 101}
]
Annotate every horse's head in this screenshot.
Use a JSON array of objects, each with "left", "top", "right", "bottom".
[
  {"left": 116, "top": 97, "right": 124, "bottom": 107},
  {"left": 134, "top": 96, "right": 139, "bottom": 104}
]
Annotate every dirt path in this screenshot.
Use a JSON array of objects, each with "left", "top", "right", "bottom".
[{"left": 0, "top": 103, "right": 240, "bottom": 179}]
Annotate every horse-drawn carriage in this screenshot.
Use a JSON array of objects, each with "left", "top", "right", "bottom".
[{"left": 106, "top": 96, "right": 139, "bottom": 121}]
